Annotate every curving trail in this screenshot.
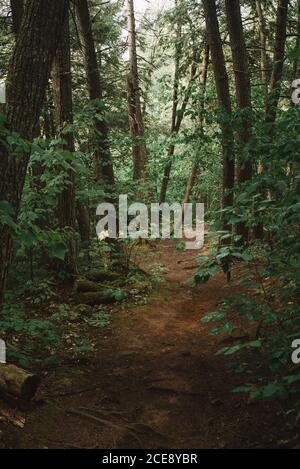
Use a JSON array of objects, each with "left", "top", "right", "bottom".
[{"left": 4, "top": 240, "right": 285, "bottom": 449}]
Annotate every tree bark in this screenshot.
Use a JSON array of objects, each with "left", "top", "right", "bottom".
[
  {"left": 293, "top": 0, "right": 300, "bottom": 80},
  {"left": 0, "top": 0, "right": 69, "bottom": 306},
  {"left": 10, "top": 0, "right": 23, "bottom": 36},
  {"left": 126, "top": 0, "right": 148, "bottom": 181},
  {"left": 266, "top": 0, "right": 289, "bottom": 124},
  {"left": 203, "top": 0, "right": 235, "bottom": 227},
  {"left": 225, "top": 0, "right": 252, "bottom": 243},
  {"left": 75, "top": 0, "right": 115, "bottom": 186},
  {"left": 255, "top": 0, "right": 289, "bottom": 240},
  {"left": 52, "top": 11, "right": 78, "bottom": 276},
  {"left": 256, "top": 0, "right": 269, "bottom": 105},
  {"left": 76, "top": 201, "right": 90, "bottom": 243},
  {"left": 10, "top": 0, "right": 46, "bottom": 188}
]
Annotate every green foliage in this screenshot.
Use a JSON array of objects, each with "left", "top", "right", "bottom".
[
  {"left": 84, "top": 310, "right": 111, "bottom": 327},
  {"left": 0, "top": 288, "right": 112, "bottom": 368},
  {"left": 195, "top": 106, "right": 300, "bottom": 425}
]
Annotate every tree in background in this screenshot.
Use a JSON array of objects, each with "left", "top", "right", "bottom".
[
  {"left": 76, "top": 0, "right": 115, "bottom": 187},
  {"left": 266, "top": 0, "right": 290, "bottom": 125},
  {"left": 256, "top": 0, "right": 269, "bottom": 107},
  {"left": 225, "top": 0, "right": 252, "bottom": 243},
  {"left": 203, "top": 0, "right": 235, "bottom": 233},
  {"left": 52, "top": 10, "right": 78, "bottom": 276},
  {"left": 126, "top": 0, "right": 148, "bottom": 181},
  {"left": 0, "top": 0, "right": 69, "bottom": 305}
]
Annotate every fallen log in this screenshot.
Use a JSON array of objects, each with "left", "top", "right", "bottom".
[
  {"left": 86, "top": 271, "right": 123, "bottom": 283},
  {"left": 75, "top": 278, "right": 102, "bottom": 293},
  {"left": 77, "top": 291, "right": 117, "bottom": 305},
  {"left": 0, "top": 364, "right": 40, "bottom": 400},
  {"left": 75, "top": 278, "right": 126, "bottom": 293}
]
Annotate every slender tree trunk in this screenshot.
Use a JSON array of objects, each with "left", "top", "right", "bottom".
[
  {"left": 142, "top": 26, "right": 163, "bottom": 119},
  {"left": 126, "top": 0, "right": 148, "bottom": 181},
  {"left": 256, "top": 0, "right": 269, "bottom": 106},
  {"left": 183, "top": 44, "right": 209, "bottom": 205},
  {"left": 159, "top": 0, "right": 182, "bottom": 204},
  {"left": 0, "top": 0, "right": 69, "bottom": 306},
  {"left": 203, "top": 0, "right": 235, "bottom": 227},
  {"left": 255, "top": 0, "right": 289, "bottom": 240},
  {"left": 293, "top": 0, "right": 300, "bottom": 80},
  {"left": 159, "top": 145, "right": 175, "bottom": 204},
  {"left": 225, "top": 0, "right": 252, "bottom": 243},
  {"left": 52, "top": 12, "right": 78, "bottom": 276},
  {"left": 266, "top": 0, "right": 289, "bottom": 124},
  {"left": 42, "top": 90, "right": 55, "bottom": 140},
  {"left": 10, "top": 0, "right": 23, "bottom": 35},
  {"left": 183, "top": 162, "right": 199, "bottom": 206},
  {"left": 76, "top": 201, "right": 90, "bottom": 243},
  {"left": 75, "top": 0, "right": 115, "bottom": 186}
]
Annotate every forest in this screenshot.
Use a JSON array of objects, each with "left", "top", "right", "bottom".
[{"left": 0, "top": 0, "right": 299, "bottom": 452}]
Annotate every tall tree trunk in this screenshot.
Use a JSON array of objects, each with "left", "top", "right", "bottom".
[
  {"left": 225, "top": 0, "right": 252, "bottom": 243},
  {"left": 75, "top": 0, "right": 115, "bottom": 186},
  {"left": 266, "top": 0, "right": 289, "bottom": 124},
  {"left": 182, "top": 43, "right": 209, "bottom": 205},
  {"left": 293, "top": 0, "right": 300, "bottom": 80},
  {"left": 10, "top": 0, "right": 46, "bottom": 187},
  {"left": 203, "top": 0, "right": 235, "bottom": 228},
  {"left": 0, "top": 0, "right": 69, "bottom": 306},
  {"left": 126, "top": 0, "right": 148, "bottom": 181},
  {"left": 255, "top": 0, "right": 289, "bottom": 240},
  {"left": 10, "top": 0, "right": 23, "bottom": 35},
  {"left": 52, "top": 12, "right": 78, "bottom": 276},
  {"left": 256, "top": 0, "right": 269, "bottom": 106},
  {"left": 142, "top": 24, "right": 163, "bottom": 119},
  {"left": 159, "top": 0, "right": 182, "bottom": 204}
]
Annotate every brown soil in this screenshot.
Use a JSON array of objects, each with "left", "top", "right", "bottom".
[{"left": 2, "top": 240, "right": 289, "bottom": 449}]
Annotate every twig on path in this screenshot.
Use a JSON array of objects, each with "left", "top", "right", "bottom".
[
  {"left": 45, "top": 385, "right": 102, "bottom": 400},
  {"left": 78, "top": 406, "right": 128, "bottom": 418},
  {"left": 146, "top": 384, "right": 201, "bottom": 396},
  {"left": 65, "top": 408, "right": 143, "bottom": 446},
  {"left": 78, "top": 406, "right": 166, "bottom": 439}
]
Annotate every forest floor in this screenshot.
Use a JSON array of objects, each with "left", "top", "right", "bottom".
[{"left": 1, "top": 240, "right": 292, "bottom": 449}]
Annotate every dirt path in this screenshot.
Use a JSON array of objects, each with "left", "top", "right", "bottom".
[{"left": 3, "top": 240, "right": 286, "bottom": 449}]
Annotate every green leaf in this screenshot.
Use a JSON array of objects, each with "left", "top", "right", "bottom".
[
  {"left": 262, "top": 382, "right": 285, "bottom": 398},
  {"left": 48, "top": 241, "right": 68, "bottom": 260},
  {"left": 201, "top": 311, "right": 225, "bottom": 323}
]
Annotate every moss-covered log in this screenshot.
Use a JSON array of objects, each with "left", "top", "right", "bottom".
[
  {"left": 75, "top": 278, "right": 102, "bottom": 292},
  {"left": 77, "top": 291, "right": 117, "bottom": 305},
  {"left": 86, "top": 270, "right": 123, "bottom": 283},
  {"left": 75, "top": 273, "right": 125, "bottom": 293},
  {"left": 0, "top": 364, "right": 40, "bottom": 400}
]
